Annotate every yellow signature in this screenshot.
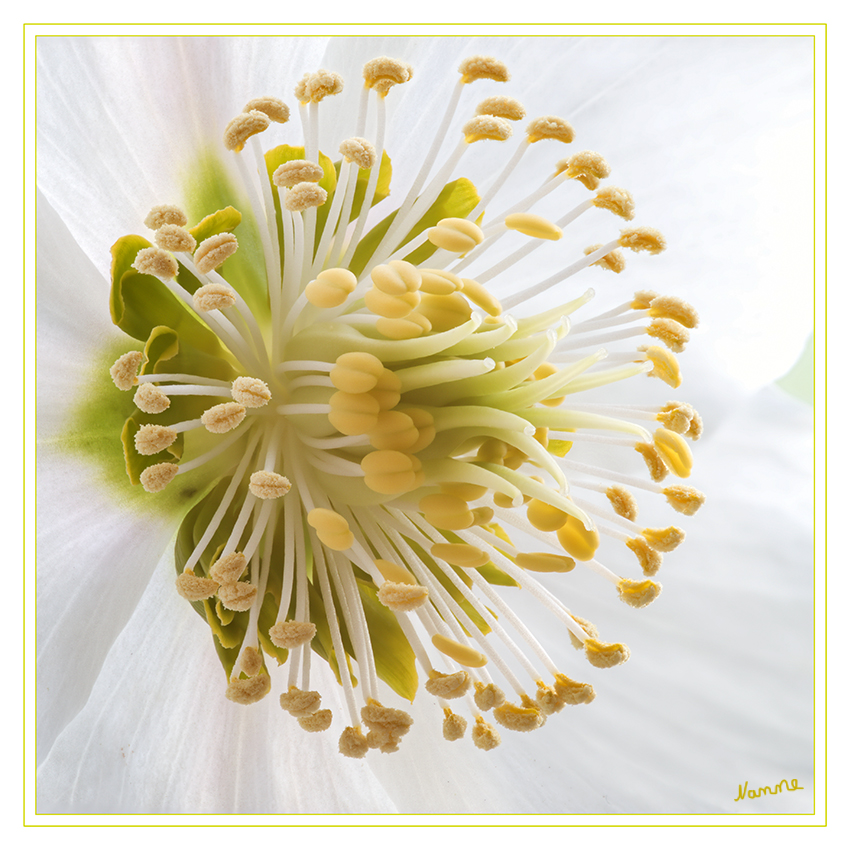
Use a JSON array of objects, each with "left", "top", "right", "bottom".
[{"left": 734, "top": 779, "right": 804, "bottom": 801}]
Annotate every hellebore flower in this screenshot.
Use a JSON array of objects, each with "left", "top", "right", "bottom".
[{"left": 36, "top": 36, "right": 814, "bottom": 815}]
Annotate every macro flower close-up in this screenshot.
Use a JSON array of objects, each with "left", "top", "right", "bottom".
[{"left": 34, "top": 33, "right": 815, "bottom": 816}]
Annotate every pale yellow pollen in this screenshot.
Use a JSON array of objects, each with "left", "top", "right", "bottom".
[
  {"left": 134, "top": 424, "right": 177, "bottom": 456},
  {"left": 378, "top": 580, "right": 429, "bottom": 612},
  {"left": 280, "top": 686, "right": 322, "bottom": 717},
  {"left": 584, "top": 638, "right": 631, "bottom": 669},
  {"left": 663, "top": 484, "right": 706, "bottom": 516},
  {"left": 330, "top": 351, "right": 385, "bottom": 394},
  {"left": 641, "top": 345, "right": 682, "bottom": 388},
  {"left": 647, "top": 318, "right": 689, "bottom": 353},
  {"left": 526, "top": 115, "right": 574, "bottom": 144},
  {"left": 504, "top": 212, "right": 563, "bottom": 241},
  {"left": 419, "top": 493, "right": 475, "bottom": 531},
  {"left": 432, "top": 634, "right": 487, "bottom": 668},
  {"left": 284, "top": 182, "right": 328, "bottom": 212},
  {"left": 110, "top": 351, "right": 144, "bottom": 390},
  {"left": 201, "top": 402, "right": 246, "bottom": 434},
  {"left": 534, "top": 683, "right": 561, "bottom": 715},
  {"left": 240, "top": 646, "right": 263, "bottom": 677},
  {"left": 515, "top": 552, "right": 576, "bottom": 573},
  {"left": 362, "top": 702, "right": 414, "bottom": 753},
  {"left": 155, "top": 224, "right": 197, "bottom": 253},
  {"left": 298, "top": 710, "right": 333, "bottom": 732},
  {"left": 617, "top": 578, "right": 662, "bottom": 609},
  {"left": 339, "top": 726, "right": 369, "bottom": 759},
  {"left": 370, "top": 370, "right": 403, "bottom": 411},
  {"left": 632, "top": 290, "right": 658, "bottom": 310},
  {"left": 442, "top": 709, "right": 468, "bottom": 741},
  {"left": 210, "top": 551, "right": 247, "bottom": 585},
  {"left": 194, "top": 232, "right": 239, "bottom": 275},
  {"left": 649, "top": 294, "right": 699, "bottom": 329},
  {"left": 471, "top": 717, "right": 501, "bottom": 751},
  {"left": 459, "top": 55, "right": 510, "bottom": 84},
  {"left": 272, "top": 159, "right": 325, "bottom": 188},
  {"left": 654, "top": 428, "right": 693, "bottom": 478},
  {"left": 568, "top": 615, "right": 599, "bottom": 650},
  {"left": 134, "top": 383, "right": 170, "bottom": 413},
  {"left": 371, "top": 260, "right": 422, "bottom": 296},
  {"left": 361, "top": 450, "right": 421, "bottom": 495},
  {"left": 369, "top": 410, "right": 419, "bottom": 451},
  {"left": 218, "top": 581, "right": 258, "bottom": 612},
  {"left": 416, "top": 292, "right": 473, "bottom": 332},
  {"left": 193, "top": 282, "right": 238, "bottom": 312},
  {"left": 373, "top": 558, "right": 418, "bottom": 585},
  {"left": 526, "top": 498, "right": 569, "bottom": 532},
  {"left": 473, "top": 681, "right": 506, "bottom": 711},
  {"left": 657, "top": 400, "right": 697, "bottom": 434},
  {"left": 619, "top": 226, "right": 667, "bottom": 254},
  {"left": 557, "top": 150, "right": 611, "bottom": 189},
  {"left": 461, "top": 277, "right": 502, "bottom": 316},
  {"left": 231, "top": 376, "right": 271, "bottom": 408},
  {"left": 462, "top": 115, "right": 513, "bottom": 143},
  {"left": 223, "top": 109, "right": 270, "bottom": 153},
  {"left": 419, "top": 268, "right": 463, "bottom": 295},
  {"left": 144, "top": 204, "right": 188, "bottom": 230},
  {"left": 307, "top": 507, "right": 355, "bottom": 551},
  {"left": 606, "top": 485, "right": 639, "bottom": 521},
  {"left": 175, "top": 572, "right": 219, "bottom": 601},
  {"left": 328, "top": 390, "right": 380, "bottom": 436},
  {"left": 362, "top": 56, "right": 413, "bottom": 96},
  {"left": 364, "top": 285, "right": 420, "bottom": 318},
  {"left": 225, "top": 672, "right": 271, "bottom": 705},
  {"left": 585, "top": 244, "right": 626, "bottom": 273},
  {"left": 626, "top": 536, "right": 663, "bottom": 577},
  {"left": 269, "top": 620, "right": 317, "bottom": 649},
  {"left": 375, "top": 313, "right": 431, "bottom": 340},
  {"left": 139, "top": 462, "right": 178, "bottom": 493},
  {"left": 475, "top": 95, "right": 525, "bottom": 121},
  {"left": 439, "top": 481, "right": 488, "bottom": 502},
  {"left": 556, "top": 515, "right": 600, "bottom": 562},
  {"left": 553, "top": 672, "right": 596, "bottom": 706},
  {"left": 133, "top": 246, "right": 178, "bottom": 279},
  {"left": 304, "top": 267, "right": 357, "bottom": 308},
  {"left": 686, "top": 410, "right": 703, "bottom": 441},
  {"left": 425, "top": 670, "right": 471, "bottom": 700},
  {"left": 635, "top": 441, "right": 669, "bottom": 482},
  {"left": 493, "top": 700, "right": 545, "bottom": 732},
  {"left": 593, "top": 186, "right": 636, "bottom": 220},
  {"left": 643, "top": 526, "right": 686, "bottom": 552},
  {"left": 339, "top": 137, "right": 377, "bottom": 170},
  {"left": 294, "top": 69, "right": 344, "bottom": 104},
  {"left": 431, "top": 543, "right": 490, "bottom": 569},
  {"left": 243, "top": 96, "right": 290, "bottom": 123},
  {"left": 249, "top": 470, "right": 292, "bottom": 499}
]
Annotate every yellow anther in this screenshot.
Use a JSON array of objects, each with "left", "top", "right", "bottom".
[
  {"left": 493, "top": 700, "right": 545, "bottom": 732},
  {"left": 556, "top": 514, "right": 600, "bottom": 562},
  {"left": 210, "top": 551, "right": 247, "bottom": 584},
  {"left": 243, "top": 96, "right": 290, "bottom": 123},
  {"left": 284, "top": 182, "right": 328, "bottom": 212},
  {"left": 133, "top": 247, "right": 178, "bottom": 279},
  {"left": 641, "top": 345, "right": 682, "bottom": 388},
  {"left": 556, "top": 150, "right": 611, "bottom": 189},
  {"left": 416, "top": 292, "right": 473, "bottom": 332},
  {"left": 515, "top": 552, "right": 575, "bottom": 573},
  {"left": 294, "top": 69, "right": 343, "bottom": 104},
  {"left": 504, "top": 212, "right": 562, "bottom": 241},
  {"left": 375, "top": 313, "right": 431, "bottom": 339},
  {"left": 425, "top": 670, "right": 471, "bottom": 700},
  {"left": 476, "top": 438, "right": 507, "bottom": 464},
  {"left": 339, "top": 726, "right": 369, "bottom": 759},
  {"left": 193, "top": 282, "right": 237, "bottom": 312},
  {"left": 431, "top": 543, "right": 490, "bottom": 569},
  {"left": 402, "top": 408, "right": 435, "bottom": 453},
  {"left": 369, "top": 410, "right": 419, "bottom": 451},
  {"left": 280, "top": 686, "right": 322, "bottom": 717},
  {"left": 201, "top": 402, "right": 246, "bottom": 434},
  {"left": 419, "top": 493, "right": 474, "bottom": 530},
  {"left": 428, "top": 218, "right": 485, "bottom": 254},
  {"left": 526, "top": 498, "right": 569, "bottom": 532},
  {"left": 364, "top": 285, "right": 420, "bottom": 319},
  {"left": 653, "top": 428, "right": 693, "bottom": 478},
  {"left": 439, "top": 481, "right": 487, "bottom": 502},
  {"left": 304, "top": 267, "right": 357, "bottom": 308},
  {"left": 223, "top": 109, "right": 270, "bottom": 153},
  {"left": 361, "top": 450, "right": 421, "bottom": 495},
  {"left": 240, "top": 646, "right": 263, "bottom": 677},
  {"left": 139, "top": 462, "right": 178, "bottom": 493},
  {"left": 272, "top": 159, "right": 324, "bottom": 188},
  {"left": 663, "top": 485, "right": 706, "bottom": 516},
  {"left": 328, "top": 390, "right": 380, "bottom": 436},
  {"left": 298, "top": 710, "right": 333, "bottom": 732},
  {"left": 632, "top": 290, "right": 658, "bottom": 309},
  {"left": 471, "top": 717, "right": 501, "bottom": 751},
  {"left": 471, "top": 506, "right": 494, "bottom": 526},
  {"left": 371, "top": 260, "right": 422, "bottom": 296},
  {"left": 619, "top": 226, "right": 666, "bottom": 254},
  {"left": 606, "top": 485, "right": 638, "bottom": 521},
  {"left": 585, "top": 243, "right": 626, "bottom": 273},
  {"left": 419, "top": 268, "right": 463, "bottom": 295},
  {"left": 361, "top": 702, "right": 414, "bottom": 753},
  {"left": 231, "top": 376, "right": 271, "bottom": 408},
  {"left": 593, "top": 186, "right": 635, "bottom": 220},
  {"left": 377, "top": 580, "right": 429, "bottom": 612},
  {"left": 584, "top": 638, "right": 631, "bottom": 669},
  {"left": 648, "top": 294, "right": 699, "bottom": 329},
  {"left": 635, "top": 441, "right": 669, "bottom": 482},
  {"left": 460, "top": 277, "right": 502, "bottom": 316},
  {"left": 307, "top": 507, "right": 355, "bottom": 551},
  {"left": 476, "top": 95, "right": 525, "bottom": 121},
  {"left": 110, "top": 351, "right": 144, "bottom": 390},
  {"left": 657, "top": 400, "right": 697, "bottom": 434},
  {"left": 194, "top": 233, "right": 238, "bottom": 275},
  {"left": 225, "top": 672, "right": 271, "bottom": 705},
  {"left": 626, "top": 536, "right": 663, "bottom": 577},
  {"left": 648, "top": 318, "right": 689, "bottom": 353},
  {"left": 218, "top": 581, "right": 258, "bottom": 612},
  {"left": 368, "top": 369, "right": 402, "bottom": 410},
  {"left": 534, "top": 683, "right": 561, "bottom": 715},
  {"left": 532, "top": 362, "right": 566, "bottom": 407},
  {"left": 330, "top": 352, "right": 384, "bottom": 394},
  {"left": 617, "top": 578, "right": 662, "bottom": 608},
  {"left": 248, "top": 470, "right": 291, "bottom": 499},
  {"left": 431, "top": 634, "right": 487, "bottom": 668},
  {"left": 134, "top": 384, "right": 170, "bottom": 414},
  {"left": 134, "top": 424, "right": 177, "bottom": 456},
  {"left": 442, "top": 709, "right": 468, "bottom": 741},
  {"left": 155, "top": 224, "right": 196, "bottom": 253},
  {"left": 473, "top": 682, "right": 506, "bottom": 711},
  {"left": 175, "top": 572, "right": 219, "bottom": 601},
  {"left": 552, "top": 672, "right": 596, "bottom": 706},
  {"left": 339, "top": 137, "right": 377, "bottom": 169},
  {"left": 269, "top": 620, "right": 317, "bottom": 649},
  {"left": 374, "top": 558, "right": 418, "bottom": 585},
  {"left": 144, "top": 204, "right": 187, "bottom": 230},
  {"left": 462, "top": 115, "right": 513, "bottom": 143},
  {"left": 526, "top": 115, "right": 574, "bottom": 144},
  {"left": 642, "top": 526, "right": 685, "bottom": 552},
  {"left": 459, "top": 55, "right": 510, "bottom": 84},
  {"left": 362, "top": 56, "right": 413, "bottom": 96}
]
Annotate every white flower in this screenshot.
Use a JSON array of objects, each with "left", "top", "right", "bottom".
[{"left": 36, "top": 35, "right": 813, "bottom": 815}]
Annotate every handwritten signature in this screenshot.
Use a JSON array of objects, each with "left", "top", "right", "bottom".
[{"left": 734, "top": 779, "right": 804, "bottom": 801}]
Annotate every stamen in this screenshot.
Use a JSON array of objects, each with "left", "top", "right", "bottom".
[
  {"left": 525, "top": 115, "right": 575, "bottom": 144},
  {"left": 218, "top": 581, "right": 258, "bottom": 612},
  {"left": 225, "top": 673, "right": 271, "bottom": 705},
  {"left": 110, "top": 351, "right": 143, "bottom": 390},
  {"left": 462, "top": 115, "right": 513, "bottom": 143},
  {"left": 175, "top": 572, "right": 219, "bottom": 601},
  {"left": 663, "top": 485, "right": 706, "bottom": 515},
  {"left": 210, "top": 551, "right": 247, "bottom": 584},
  {"left": 283, "top": 182, "right": 327, "bottom": 212},
  {"left": 243, "top": 96, "right": 290, "bottom": 123},
  {"left": 223, "top": 109, "right": 270, "bottom": 153},
  {"left": 132, "top": 247, "right": 178, "bottom": 279},
  {"left": 144, "top": 204, "right": 187, "bottom": 230},
  {"left": 362, "top": 56, "right": 413, "bottom": 97},
  {"left": 201, "top": 402, "right": 246, "bottom": 433},
  {"left": 134, "top": 383, "right": 170, "bottom": 413},
  {"left": 134, "top": 424, "right": 177, "bottom": 455},
  {"left": 139, "top": 462, "right": 178, "bottom": 493},
  {"left": 442, "top": 709, "right": 468, "bottom": 741},
  {"left": 249, "top": 471, "right": 292, "bottom": 499},
  {"left": 269, "top": 621, "right": 317, "bottom": 649},
  {"left": 154, "top": 224, "right": 196, "bottom": 253},
  {"left": 458, "top": 55, "right": 510, "bottom": 83},
  {"left": 194, "top": 233, "right": 238, "bottom": 274},
  {"left": 476, "top": 96, "right": 526, "bottom": 121},
  {"left": 431, "top": 634, "right": 488, "bottom": 668},
  {"left": 273, "top": 160, "right": 324, "bottom": 188},
  {"left": 471, "top": 717, "right": 501, "bottom": 751},
  {"left": 377, "top": 581, "right": 429, "bottom": 612},
  {"left": 193, "top": 282, "right": 237, "bottom": 312},
  {"left": 231, "top": 377, "right": 271, "bottom": 407},
  {"left": 584, "top": 638, "right": 631, "bottom": 669},
  {"left": 428, "top": 218, "right": 485, "bottom": 254},
  {"left": 425, "top": 670, "right": 471, "bottom": 700}
]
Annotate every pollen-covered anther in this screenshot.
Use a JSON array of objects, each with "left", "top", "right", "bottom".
[
  {"left": 193, "top": 282, "right": 237, "bottom": 312},
  {"left": 606, "top": 485, "right": 639, "bottom": 521},
  {"left": 304, "top": 267, "right": 357, "bottom": 308},
  {"left": 378, "top": 581, "right": 429, "bottom": 612},
  {"left": 493, "top": 699, "right": 545, "bottom": 732},
  {"left": 568, "top": 615, "right": 600, "bottom": 650},
  {"left": 443, "top": 709, "right": 468, "bottom": 741},
  {"left": 654, "top": 428, "right": 694, "bottom": 478},
  {"left": 556, "top": 514, "right": 601, "bottom": 561},
  {"left": 217, "top": 581, "right": 258, "bottom": 612},
  {"left": 371, "top": 260, "right": 422, "bottom": 295},
  {"left": 419, "top": 268, "right": 463, "bottom": 295},
  {"left": 361, "top": 702, "right": 414, "bottom": 754},
  {"left": 295, "top": 69, "right": 344, "bottom": 104},
  {"left": 139, "top": 462, "right": 178, "bottom": 493},
  {"left": 339, "top": 137, "right": 377, "bottom": 169},
  {"left": 134, "top": 424, "right": 177, "bottom": 456},
  {"left": 419, "top": 493, "right": 475, "bottom": 531},
  {"left": 593, "top": 186, "right": 636, "bottom": 220},
  {"left": 557, "top": 150, "right": 611, "bottom": 189},
  {"left": 280, "top": 686, "right": 322, "bottom": 718},
  {"left": 431, "top": 543, "right": 490, "bottom": 569},
  {"left": 298, "top": 710, "right": 333, "bottom": 732},
  {"left": 272, "top": 159, "right": 324, "bottom": 188},
  {"left": 307, "top": 507, "right": 354, "bottom": 551},
  {"left": 657, "top": 400, "right": 697, "bottom": 434},
  {"left": 526, "top": 115, "right": 575, "bottom": 144},
  {"left": 643, "top": 526, "right": 685, "bottom": 552},
  {"left": 515, "top": 552, "right": 576, "bottom": 573},
  {"left": 461, "top": 277, "right": 502, "bottom": 316},
  {"left": 110, "top": 351, "right": 144, "bottom": 390},
  {"left": 585, "top": 244, "right": 626, "bottom": 273},
  {"left": 459, "top": 55, "right": 510, "bottom": 84},
  {"left": 476, "top": 95, "right": 526, "bottom": 121},
  {"left": 284, "top": 182, "right": 328, "bottom": 212},
  {"left": 240, "top": 646, "right": 263, "bottom": 677},
  {"left": 635, "top": 441, "right": 669, "bottom": 482},
  {"left": 471, "top": 717, "right": 501, "bottom": 751},
  {"left": 144, "top": 204, "right": 188, "bottom": 230},
  {"left": 648, "top": 318, "right": 689, "bottom": 353},
  {"left": 427, "top": 217, "right": 485, "bottom": 254},
  {"left": 361, "top": 450, "right": 421, "bottom": 495},
  {"left": 617, "top": 578, "right": 662, "bottom": 609},
  {"left": 584, "top": 637, "right": 631, "bottom": 669},
  {"left": 473, "top": 682, "right": 506, "bottom": 711},
  {"left": 663, "top": 485, "right": 706, "bottom": 516},
  {"left": 269, "top": 620, "right": 317, "bottom": 649},
  {"left": 339, "top": 726, "right": 369, "bottom": 759},
  {"left": 649, "top": 294, "right": 699, "bottom": 329},
  {"left": 194, "top": 233, "right": 238, "bottom": 274},
  {"left": 362, "top": 56, "right": 413, "bottom": 96},
  {"left": 641, "top": 346, "right": 682, "bottom": 388},
  {"left": 425, "top": 670, "right": 471, "bottom": 700},
  {"left": 249, "top": 471, "right": 292, "bottom": 500},
  {"left": 210, "top": 551, "right": 247, "bottom": 585},
  {"left": 223, "top": 109, "right": 270, "bottom": 152},
  {"left": 330, "top": 352, "right": 384, "bottom": 394},
  {"left": 133, "top": 247, "right": 178, "bottom": 279},
  {"left": 155, "top": 224, "right": 197, "bottom": 253},
  {"left": 526, "top": 498, "right": 569, "bottom": 532},
  {"left": 553, "top": 672, "right": 596, "bottom": 706},
  {"left": 243, "top": 96, "right": 290, "bottom": 123},
  {"left": 432, "top": 634, "right": 487, "bottom": 668},
  {"left": 201, "top": 402, "right": 246, "bottom": 434},
  {"left": 225, "top": 672, "right": 271, "bottom": 705},
  {"left": 231, "top": 376, "right": 271, "bottom": 408},
  {"left": 619, "top": 226, "right": 667, "bottom": 254},
  {"left": 504, "top": 212, "right": 562, "bottom": 241},
  {"left": 626, "top": 536, "right": 663, "bottom": 577},
  {"left": 462, "top": 115, "right": 513, "bottom": 143},
  {"left": 175, "top": 571, "right": 219, "bottom": 601}
]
